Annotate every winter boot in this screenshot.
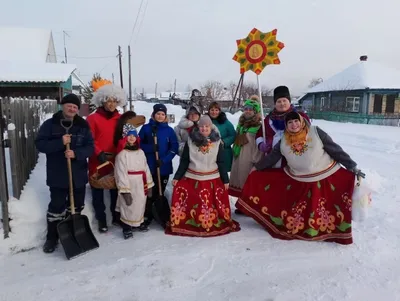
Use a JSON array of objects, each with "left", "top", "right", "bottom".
[
  {"left": 133, "top": 223, "right": 149, "bottom": 232},
  {"left": 98, "top": 219, "right": 108, "bottom": 233},
  {"left": 112, "top": 212, "right": 122, "bottom": 227},
  {"left": 43, "top": 239, "right": 58, "bottom": 253}
]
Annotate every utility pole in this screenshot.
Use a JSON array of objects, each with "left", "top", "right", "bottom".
[
  {"left": 63, "top": 31, "right": 70, "bottom": 63},
  {"left": 118, "top": 46, "right": 124, "bottom": 89},
  {"left": 112, "top": 73, "right": 115, "bottom": 84},
  {"left": 154, "top": 82, "right": 158, "bottom": 100},
  {"left": 128, "top": 45, "right": 133, "bottom": 111},
  {"left": 173, "top": 78, "right": 177, "bottom": 105}
]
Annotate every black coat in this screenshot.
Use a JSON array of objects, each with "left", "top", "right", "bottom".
[{"left": 35, "top": 111, "right": 94, "bottom": 189}]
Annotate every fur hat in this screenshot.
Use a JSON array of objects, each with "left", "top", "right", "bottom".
[
  {"left": 152, "top": 103, "right": 167, "bottom": 116},
  {"left": 198, "top": 115, "right": 212, "bottom": 127},
  {"left": 90, "top": 84, "right": 127, "bottom": 108},
  {"left": 273, "top": 86, "right": 291, "bottom": 103},
  {"left": 61, "top": 93, "right": 81, "bottom": 109}
]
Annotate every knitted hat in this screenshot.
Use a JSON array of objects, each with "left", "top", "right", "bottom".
[
  {"left": 61, "top": 93, "right": 81, "bottom": 109},
  {"left": 243, "top": 99, "right": 261, "bottom": 113},
  {"left": 208, "top": 101, "right": 221, "bottom": 111},
  {"left": 273, "top": 86, "right": 291, "bottom": 103},
  {"left": 152, "top": 103, "right": 167, "bottom": 116},
  {"left": 122, "top": 123, "right": 138, "bottom": 138},
  {"left": 198, "top": 115, "right": 212, "bottom": 127}
]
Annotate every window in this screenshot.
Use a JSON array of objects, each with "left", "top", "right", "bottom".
[
  {"left": 320, "top": 97, "right": 325, "bottom": 110},
  {"left": 386, "top": 94, "right": 395, "bottom": 114},
  {"left": 373, "top": 94, "right": 383, "bottom": 113},
  {"left": 345, "top": 97, "right": 360, "bottom": 113}
]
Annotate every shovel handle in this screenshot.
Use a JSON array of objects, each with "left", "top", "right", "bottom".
[
  {"left": 153, "top": 134, "right": 163, "bottom": 197},
  {"left": 66, "top": 143, "right": 75, "bottom": 214}
]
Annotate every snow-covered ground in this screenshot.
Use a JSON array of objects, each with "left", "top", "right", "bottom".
[{"left": 1, "top": 101, "right": 400, "bottom": 301}]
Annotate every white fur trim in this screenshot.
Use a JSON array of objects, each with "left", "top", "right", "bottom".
[{"left": 90, "top": 84, "right": 127, "bottom": 107}]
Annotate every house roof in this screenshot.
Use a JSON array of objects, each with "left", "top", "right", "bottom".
[
  {"left": 0, "top": 61, "right": 77, "bottom": 83},
  {"left": 307, "top": 60, "right": 400, "bottom": 93},
  {"left": 0, "top": 26, "right": 55, "bottom": 62}
]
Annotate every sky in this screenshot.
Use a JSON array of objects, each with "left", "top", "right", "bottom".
[{"left": 2, "top": 0, "right": 400, "bottom": 96}]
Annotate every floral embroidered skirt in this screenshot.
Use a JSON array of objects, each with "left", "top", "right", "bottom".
[
  {"left": 236, "top": 167, "right": 355, "bottom": 245},
  {"left": 165, "top": 177, "right": 241, "bottom": 237}
]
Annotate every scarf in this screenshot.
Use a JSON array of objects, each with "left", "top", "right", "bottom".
[
  {"left": 232, "top": 113, "right": 261, "bottom": 158},
  {"left": 269, "top": 105, "right": 295, "bottom": 131},
  {"left": 284, "top": 115, "right": 309, "bottom": 149}
]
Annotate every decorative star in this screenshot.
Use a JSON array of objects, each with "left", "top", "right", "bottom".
[{"left": 233, "top": 28, "right": 285, "bottom": 75}]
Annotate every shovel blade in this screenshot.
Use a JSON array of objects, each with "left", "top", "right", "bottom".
[
  {"left": 57, "top": 214, "right": 99, "bottom": 260},
  {"left": 152, "top": 196, "right": 170, "bottom": 229}
]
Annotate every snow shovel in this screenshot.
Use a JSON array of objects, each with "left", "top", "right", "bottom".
[
  {"left": 57, "top": 119, "right": 99, "bottom": 260},
  {"left": 151, "top": 129, "right": 171, "bottom": 229}
]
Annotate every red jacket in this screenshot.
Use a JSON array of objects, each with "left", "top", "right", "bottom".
[{"left": 86, "top": 107, "right": 120, "bottom": 177}]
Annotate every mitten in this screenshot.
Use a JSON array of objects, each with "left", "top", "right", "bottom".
[
  {"left": 147, "top": 187, "right": 153, "bottom": 198},
  {"left": 122, "top": 193, "right": 133, "bottom": 206},
  {"left": 156, "top": 159, "right": 163, "bottom": 167},
  {"left": 153, "top": 144, "right": 159, "bottom": 152},
  {"left": 97, "top": 151, "right": 107, "bottom": 164},
  {"left": 258, "top": 142, "right": 271, "bottom": 153}
]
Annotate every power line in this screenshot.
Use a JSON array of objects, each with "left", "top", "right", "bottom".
[
  {"left": 132, "top": 0, "right": 148, "bottom": 46},
  {"left": 128, "top": 0, "right": 145, "bottom": 45}
]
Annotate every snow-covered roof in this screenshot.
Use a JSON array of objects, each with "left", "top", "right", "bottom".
[
  {"left": 307, "top": 60, "right": 400, "bottom": 93},
  {"left": 0, "top": 26, "right": 56, "bottom": 62},
  {"left": 0, "top": 61, "right": 77, "bottom": 83}
]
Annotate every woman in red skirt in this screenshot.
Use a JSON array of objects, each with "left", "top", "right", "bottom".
[
  {"left": 166, "top": 115, "right": 240, "bottom": 237},
  {"left": 236, "top": 112, "right": 364, "bottom": 245}
]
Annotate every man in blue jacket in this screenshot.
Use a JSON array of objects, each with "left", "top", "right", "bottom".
[{"left": 35, "top": 94, "right": 94, "bottom": 253}]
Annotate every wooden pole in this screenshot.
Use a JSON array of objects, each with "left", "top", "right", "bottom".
[
  {"left": 0, "top": 97, "right": 10, "bottom": 238},
  {"left": 128, "top": 45, "right": 133, "bottom": 111},
  {"left": 118, "top": 46, "right": 124, "bottom": 89}
]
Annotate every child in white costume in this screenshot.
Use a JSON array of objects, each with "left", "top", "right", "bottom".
[{"left": 115, "top": 124, "right": 154, "bottom": 239}]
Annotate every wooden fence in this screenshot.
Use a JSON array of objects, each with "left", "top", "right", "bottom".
[{"left": 0, "top": 97, "right": 57, "bottom": 238}]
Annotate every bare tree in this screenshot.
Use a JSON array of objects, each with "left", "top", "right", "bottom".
[
  {"left": 200, "top": 80, "right": 225, "bottom": 100},
  {"left": 308, "top": 77, "right": 323, "bottom": 88},
  {"left": 241, "top": 83, "right": 272, "bottom": 100}
]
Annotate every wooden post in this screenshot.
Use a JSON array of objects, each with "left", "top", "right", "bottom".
[
  {"left": 128, "top": 45, "right": 133, "bottom": 111},
  {"left": 0, "top": 97, "right": 10, "bottom": 238}
]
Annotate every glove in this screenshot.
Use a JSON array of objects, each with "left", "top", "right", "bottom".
[
  {"left": 121, "top": 193, "right": 133, "bottom": 206},
  {"left": 153, "top": 144, "right": 159, "bottom": 152},
  {"left": 97, "top": 151, "right": 107, "bottom": 164},
  {"left": 156, "top": 159, "right": 163, "bottom": 167},
  {"left": 147, "top": 187, "right": 153, "bottom": 198},
  {"left": 258, "top": 142, "right": 271, "bottom": 153}
]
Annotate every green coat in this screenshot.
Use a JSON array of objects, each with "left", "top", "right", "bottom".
[{"left": 209, "top": 112, "right": 236, "bottom": 172}]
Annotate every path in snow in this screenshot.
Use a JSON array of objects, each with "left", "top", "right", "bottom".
[{"left": 1, "top": 102, "right": 400, "bottom": 301}]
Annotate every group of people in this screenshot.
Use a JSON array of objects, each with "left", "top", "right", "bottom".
[{"left": 35, "top": 82, "right": 364, "bottom": 254}]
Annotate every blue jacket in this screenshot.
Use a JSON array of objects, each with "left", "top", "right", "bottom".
[
  {"left": 139, "top": 119, "right": 178, "bottom": 176},
  {"left": 35, "top": 111, "right": 94, "bottom": 189}
]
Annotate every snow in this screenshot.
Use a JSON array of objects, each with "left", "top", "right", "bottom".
[
  {"left": 0, "top": 60, "right": 77, "bottom": 83},
  {"left": 7, "top": 123, "right": 15, "bottom": 131},
  {"left": 1, "top": 101, "right": 400, "bottom": 300},
  {"left": 0, "top": 26, "right": 54, "bottom": 62},
  {"left": 307, "top": 60, "right": 400, "bottom": 93}
]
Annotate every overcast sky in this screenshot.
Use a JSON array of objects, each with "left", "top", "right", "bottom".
[{"left": 2, "top": 0, "right": 400, "bottom": 96}]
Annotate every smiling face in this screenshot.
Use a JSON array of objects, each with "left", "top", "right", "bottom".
[
  {"left": 62, "top": 103, "right": 79, "bottom": 119},
  {"left": 127, "top": 134, "right": 137, "bottom": 145},
  {"left": 199, "top": 124, "right": 211, "bottom": 137},
  {"left": 243, "top": 107, "right": 255, "bottom": 118},
  {"left": 275, "top": 97, "right": 291, "bottom": 112},
  {"left": 104, "top": 97, "right": 118, "bottom": 112},
  {"left": 286, "top": 119, "right": 302, "bottom": 133},
  {"left": 209, "top": 107, "right": 220, "bottom": 119}
]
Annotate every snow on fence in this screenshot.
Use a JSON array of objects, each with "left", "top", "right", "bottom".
[{"left": 0, "top": 97, "right": 57, "bottom": 238}]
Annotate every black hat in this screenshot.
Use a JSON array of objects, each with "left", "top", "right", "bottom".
[
  {"left": 152, "top": 103, "right": 167, "bottom": 116},
  {"left": 273, "top": 86, "right": 291, "bottom": 103},
  {"left": 284, "top": 111, "right": 301, "bottom": 124},
  {"left": 61, "top": 93, "right": 81, "bottom": 109}
]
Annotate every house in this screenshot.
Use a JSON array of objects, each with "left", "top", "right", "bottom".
[
  {"left": 0, "top": 26, "right": 78, "bottom": 101},
  {"left": 299, "top": 55, "right": 400, "bottom": 126}
]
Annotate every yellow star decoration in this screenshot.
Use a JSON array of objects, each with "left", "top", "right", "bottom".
[{"left": 233, "top": 28, "right": 285, "bottom": 75}]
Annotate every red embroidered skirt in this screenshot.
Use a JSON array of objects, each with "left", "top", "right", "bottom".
[
  {"left": 236, "top": 167, "right": 355, "bottom": 245},
  {"left": 165, "top": 177, "right": 240, "bottom": 237}
]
